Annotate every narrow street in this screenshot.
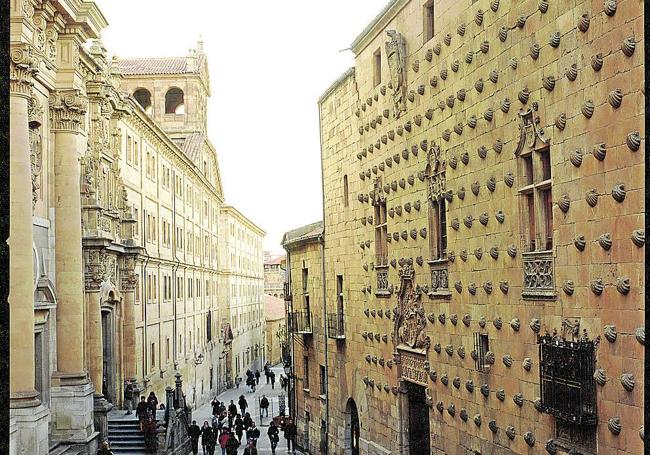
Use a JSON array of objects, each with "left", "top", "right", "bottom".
[{"left": 192, "top": 364, "right": 301, "bottom": 454}]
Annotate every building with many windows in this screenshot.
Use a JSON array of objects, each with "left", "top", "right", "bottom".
[
  {"left": 264, "top": 252, "right": 286, "bottom": 298},
  {"left": 284, "top": 0, "right": 645, "bottom": 454}
]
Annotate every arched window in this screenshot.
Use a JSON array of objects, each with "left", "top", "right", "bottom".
[
  {"left": 165, "top": 87, "right": 185, "bottom": 114},
  {"left": 133, "top": 88, "right": 152, "bottom": 114}
]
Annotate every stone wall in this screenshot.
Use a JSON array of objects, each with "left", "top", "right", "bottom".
[{"left": 318, "top": 0, "right": 644, "bottom": 454}]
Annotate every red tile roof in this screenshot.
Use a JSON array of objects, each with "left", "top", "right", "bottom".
[{"left": 117, "top": 55, "right": 205, "bottom": 75}]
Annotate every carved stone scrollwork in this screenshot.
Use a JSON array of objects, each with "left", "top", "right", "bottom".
[
  {"left": 10, "top": 44, "right": 38, "bottom": 97},
  {"left": 393, "top": 264, "right": 429, "bottom": 353},
  {"left": 50, "top": 89, "right": 88, "bottom": 132},
  {"left": 522, "top": 251, "right": 556, "bottom": 300}
]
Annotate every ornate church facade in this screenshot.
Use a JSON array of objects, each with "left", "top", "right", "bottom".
[
  {"left": 9, "top": 1, "right": 264, "bottom": 453},
  {"left": 285, "top": 0, "right": 644, "bottom": 454}
]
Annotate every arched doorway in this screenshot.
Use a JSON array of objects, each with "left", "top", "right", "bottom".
[
  {"left": 345, "top": 398, "right": 360, "bottom": 455},
  {"left": 99, "top": 283, "right": 122, "bottom": 405}
]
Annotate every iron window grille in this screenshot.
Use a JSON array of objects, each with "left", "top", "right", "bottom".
[
  {"left": 326, "top": 312, "right": 345, "bottom": 339},
  {"left": 473, "top": 333, "right": 489, "bottom": 372},
  {"left": 538, "top": 335, "right": 596, "bottom": 425}
]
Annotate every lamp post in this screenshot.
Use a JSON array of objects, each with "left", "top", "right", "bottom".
[{"left": 192, "top": 351, "right": 204, "bottom": 406}]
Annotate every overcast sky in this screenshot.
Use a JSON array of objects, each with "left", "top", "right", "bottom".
[{"left": 97, "top": 0, "right": 388, "bottom": 254}]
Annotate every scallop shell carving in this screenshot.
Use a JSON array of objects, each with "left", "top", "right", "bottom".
[
  {"left": 513, "top": 393, "right": 524, "bottom": 407},
  {"left": 480, "top": 40, "right": 489, "bottom": 54},
  {"left": 449, "top": 155, "right": 458, "bottom": 169},
  {"left": 555, "top": 113, "right": 567, "bottom": 130},
  {"left": 570, "top": 149, "right": 583, "bottom": 167},
  {"left": 534, "top": 397, "right": 543, "bottom": 412},
  {"left": 442, "top": 129, "right": 451, "bottom": 141},
  {"left": 539, "top": 0, "right": 548, "bottom": 12},
  {"left": 631, "top": 229, "right": 645, "bottom": 247},
  {"left": 608, "top": 417, "right": 621, "bottom": 435},
  {"left": 519, "top": 87, "right": 530, "bottom": 104},
  {"left": 640, "top": 426, "right": 644, "bottom": 442},
  {"left": 524, "top": 432, "right": 536, "bottom": 447},
  {"left": 493, "top": 317, "right": 502, "bottom": 330},
  {"left": 489, "top": 420, "right": 498, "bottom": 433},
  {"left": 428, "top": 370, "right": 437, "bottom": 382},
  {"left": 465, "top": 51, "right": 473, "bottom": 64},
  {"left": 454, "top": 122, "right": 463, "bottom": 135},
  {"left": 598, "top": 233, "right": 612, "bottom": 250},
  {"left": 502, "top": 354, "right": 513, "bottom": 367},
  {"left": 612, "top": 183, "right": 626, "bottom": 202},
  {"left": 510, "top": 318, "right": 521, "bottom": 332},
  {"left": 485, "top": 351, "right": 496, "bottom": 364},
  {"left": 543, "top": 76, "right": 556, "bottom": 92},
  {"left": 468, "top": 115, "right": 477, "bottom": 128},
  {"left": 425, "top": 48, "right": 433, "bottom": 62},
  {"left": 479, "top": 212, "right": 488, "bottom": 225},
  {"left": 523, "top": 358, "right": 532, "bottom": 371},
  {"left": 635, "top": 327, "right": 645, "bottom": 345},
  {"left": 608, "top": 89, "right": 623, "bottom": 108},
  {"left": 464, "top": 215, "right": 473, "bottom": 229},
  {"left": 558, "top": 194, "right": 571, "bottom": 213},
  {"left": 563, "top": 280, "right": 575, "bottom": 296},
  {"left": 501, "top": 98, "right": 511, "bottom": 113},
  {"left": 450, "top": 314, "right": 458, "bottom": 326},
  {"left": 433, "top": 42, "right": 441, "bottom": 55},
  {"left": 440, "top": 374, "right": 448, "bottom": 385},
  {"left": 627, "top": 131, "right": 641, "bottom": 151},
  {"left": 549, "top": 31, "right": 561, "bottom": 48},
  {"left": 506, "top": 425, "right": 516, "bottom": 440},
  {"left": 530, "top": 318, "right": 541, "bottom": 333},
  {"left": 490, "top": 246, "right": 499, "bottom": 259},
  {"left": 496, "top": 390, "right": 506, "bottom": 402},
  {"left": 616, "top": 277, "right": 630, "bottom": 295},
  {"left": 483, "top": 281, "right": 492, "bottom": 294},
  {"left": 604, "top": 324, "right": 617, "bottom": 342},
  {"left": 622, "top": 37, "right": 636, "bottom": 56},
  {"left": 445, "top": 344, "right": 454, "bottom": 356},
  {"left": 475, "top": 8, "right": 484, "bottom": 25},
  {"left": 581, "top": 100, "right": 594, "bottom": 118},
  {"left": 509, "top": 57, "right": 518, "bottom": 69},
  {"left": 493, "top": 139, "right": 503, "bottom": 153},
  {"left": 499, "top": 27, "right": 508, "bottom": 42},
  {"left": 457, "top": 346, "right": 466, "bottom": 359},
  {"left": 604, "top": 0, "right": 617, "bottom": 16},
  {"left": 489, "top": 69, "right": 499, "bottom": 83},
  {"left": 459, "top": 408, "right": 468, "bottom": 421},
  {"left": 578, "top": 13, "right": 590, "bottom": 32},
  {"left": 487, "top": 176, "right": 496, "bottom": 192},
  {"left": 594, "top": 368, "right": 606, "bottom": 386},
  {"left": 477, "top": 145, "right": 487, "bottom": 159},
  {"left": 451, "top": 218, "right": 460, "bottom": 230},
  {"left": 457, "top": 23, "right": 466, "bottom": 36},
  {"left": 434, "top": 343, "right": 442, "bottom": 353},
  {"left": 412, "top": 60, "right": 420, "bottom": 73},
  {"left": 504, "top": 172, "right": 514, "bottom": 187},
  {"left": 620, "top": 373, "right": 635, "bottom": 391},
  {"left": 475, "top": 78, "right": 484, "bottom": 93},
  {"left": 468, "top": 282, "right": 477, "bottom": 295},
  {"left": 591, "top": 278, "right": 604, "bottom": 295},
  {"left": 443, "top": 33, "right": 452, "bottom": 46},
  {"left": 436, "top": 401, "right": 444, "bottom": 412},
  {"left": 516, "top": 15, "right": 526, "bottom": 28},
  {"left": 439, "top": 313, "right": 447, "bottom": 324},
  {"left": 495, "top": 211, "right": 505, "bottom": 223},
  {"left": 586, "top": 189, "right": 598, "bottom": 207},
  {"left": 507, "top": 244, "right": 517, "bottom": 258},
  {"left": 545, "top": 439, "right": 558, "bottom": 454},
  {"left": 490, "top": 0, "right": 499, "bottom": 11},
  {"left": 447, "top": 404, "right": 455, "bottom": 417},
  {"left": 566, "top": 64, "right": 578, "bottom": 82},
  {"left": 499, "top": 280, "right": 509, "bottom": 294},
  {"left": 591, "top": 53, "right": 603, "bottom": 71}
]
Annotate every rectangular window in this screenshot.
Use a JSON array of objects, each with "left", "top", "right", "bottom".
[
  {"left": 373, "top": 48, "right": 381, "bottom": 87},
  {"left": 319, "top": 365, "right": 326, "bottom": 396},
  {"left": 126, "top": 136, "right": 133, "bottom": 164},
  {"left": 150, "top": 342, "right": 156, "bottom": 370},
  {"left": 134, "top": 141, "right": 139, "bottom": 167},
  {"left": 474, "top": 333, "right": 489, "bottom": 372},
  {"left": 519, "top": 147, "right": 552, "bottom": 252},
  {"left": 303, "top": 355, "right": 310, "bottom": 390},
  {"left": 428, "top": 200, "right": 447, "bottom": 259},
  {"left": 424, "top": 1, "right": 435, "bottom": 43},
  {"left": 165, "top": 337, "right": 170, "bottom": 362},
  {"left": 135, "top": 274, "right": 140, "bottom": 302},
  {"left": 133, "top": 207, "right": 139, "bottom": 236},
  {"left": 374, "top": 196, "right": 388, "bottom": 266}
]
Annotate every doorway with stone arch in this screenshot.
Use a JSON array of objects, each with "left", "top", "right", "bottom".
[
  {"left": 344, "top": 398, "right": 360, "bottom": 455},
  {"left": 100, "top": 282, "right": 122, "bottom": 405}
]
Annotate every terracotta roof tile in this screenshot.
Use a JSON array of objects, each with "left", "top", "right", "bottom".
[{"left": 117, "top": 55, "right": 205, "bottom": 75}]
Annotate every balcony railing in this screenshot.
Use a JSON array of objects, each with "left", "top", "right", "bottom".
[
  {"left": 327, "top": 312, "right": 345, "bottom": 340},
  {"left": 288, "top": 310, "right": 312, "bottom": 334}
]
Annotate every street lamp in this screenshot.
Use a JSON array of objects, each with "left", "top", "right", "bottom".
[{"left": 192, "top": 351, "right": 204, "bottom": 406}]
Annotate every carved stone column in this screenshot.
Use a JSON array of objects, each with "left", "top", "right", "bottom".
[
  {"left": 49, "top": 89, "right": 98, "bottom": 448},
  {"left": 9, "top": 43, "right": 50, "bottom": 455}
]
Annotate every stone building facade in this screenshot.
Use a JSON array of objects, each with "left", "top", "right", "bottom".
[
  {"left": 264, "top": 252, "right": 286, "bottom": 298},
  {"left": 286, "top": 0, "right": 645, "bottom": 454},
  {"left": 265, "top": 294, "right": 286, "bottom": 366},
  {"left": 219, "top": 206, "right": 266, "bottom": 378},
  {"left": 9, "top": 1, "right": 263, "bottom": 453}
]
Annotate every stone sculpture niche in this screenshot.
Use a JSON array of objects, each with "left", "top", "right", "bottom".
[{"left": 385, "top": 30, "right": 407, "bottom": 118}]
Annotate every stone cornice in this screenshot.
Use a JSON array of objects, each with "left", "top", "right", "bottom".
[
  {"left": 318, "top": 67, "right": 355, "bottom": 105},
  {"left": 350, "top": 0, "right": 409, "bottom": 55},
  {"left": 52, "top": 0, "right": 108, "bottom": 40},
  {"left": 49, "top": 88, "right": 88, "bottom": 132},
  {"left": 220, "top": 205, "right": 266, "bottom": 237},
  {"left": 9, "top": 43, "right": 38, "bottom": 97}
]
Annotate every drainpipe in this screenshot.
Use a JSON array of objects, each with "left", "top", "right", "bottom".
[{"left": 318, "top": 102, "right": 329, "bottom": 455}]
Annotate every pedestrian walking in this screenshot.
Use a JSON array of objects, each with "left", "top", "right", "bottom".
[
  {"left": 203, "top": 424, "right": 217, "bottom": 455},
  {"left": 97, "top": 440, "right": 114, "bottom": 455},
  {"left": 225, "top": 429, "right": 240, "bottom": 455},
  {"left": 270, "top": 371, "right": 276, "bottom": 389},
  {"left": 146, "top": 392, "right": 158, "bottom": 419},
  {"left": 136, "top": 397, "right": 149, "bottom": 431},
  {"left": 243, "top": 439, "right": 258, "bottom": 455},
  {"left": 143, "top": 416, "right": 158, "bottom": 452},
  {"left": 236, "top": 376, "right": 241, "bottom": 389},
  {"left": 260, "top": 395, "right": 269, "bottom": 417},
  {"left": 124, "top": 380, "right": 135, "bottom": 415},
  {"left": 254, "top": 370, "right": 260, "bottom": 385},
  {"left": 247, "top": 422, "right": 260, "bottom": 443},
  {"left": 243, "top": 412, "right": 253, "bottom": 432},
  {"left": 218, "top": 428, "right": 230, "bottom": 455},
  {"left": 238, "top": 395, "right": 248, "bottom": 415},
  {"left": 284, "top": 418, "right": 297, "bottom": 454},
  {"left": 235, "top": 414, "right": 244, "bottom": 442},
  {"left": 188, "top": 420, "right": 201, "bottom": 455},
  {"left": 200, "top": 421, "right": 211, "bottom": 455},
  {"left": 267, "top": 421, "right": 280, "bottom": 455},
  {"left": 211, "top": 398, "right": 220, "bottom": 416}
]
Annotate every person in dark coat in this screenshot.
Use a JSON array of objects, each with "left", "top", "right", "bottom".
[
  {"left": 124, "top": 380, "right": 135, "bottom": 415},
  {"left": 211, "top": 398, "right": 221, "bottom": 416},
  {"left": 243, "top": 412, "right": 253, "bottom": 432},
  {"left": 267, "top": 421, "right": 280, "bottom": 455},
  {"left": 143, "top": 417, "right": 158, "bottom": 452},
  {"left": 202, "top": 424, "right": 217, "bottom": 455},
  {"left": 264, "top": 364, "right": 270, "bottom": 384},
  {"left": 284, "top": 418, "right": 297, "bottom": 454},
  {"left": 254, "top": 370, "right": 260, "bottom": 385},
  {"left": 146, "top": 392, "right": 158, "bottom": 419},
  {"left": 270, "top": 371, "right": 276, "bottom": 389},
  {"left": 234, "top": 414, "right": 244, "bottom": 442},
  {"left": 188, "top": 420, "right": 201, "bottom": 455},
  {"left": 260, "top": 395, "right": 269, "bottom": 417},
  {"left": 238, "top": 395, "right": 248, "bottom": 415},
  {"left": 200, "top": 421, "right": 211, "bottom": 455},
  {"left": 247, "top": 422, "right": 260, "bottom": 442},
  {"left": 243, "top": 439, "right": 258, "bottom": 455},
  {"left": 136, "top": 397, "right": 149, "bottom": 432},
  {"left": 225, "top": 429, "right": 240, "bottom": 455}
]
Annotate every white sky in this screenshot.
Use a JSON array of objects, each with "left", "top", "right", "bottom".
[{"left": 96, "top": 0, "right": 388, "bottom": 254}]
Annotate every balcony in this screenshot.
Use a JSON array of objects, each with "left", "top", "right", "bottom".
[
  {"left": 327, "top": 312, "right": 345, "bottom": 340},
  {"left": 288, "top": 310, "right": 312, "bottom": 334},
  {"left": 539, "top": 335, "right": 596, "bottom": 425}
]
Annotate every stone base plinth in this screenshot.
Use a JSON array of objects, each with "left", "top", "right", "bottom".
[
  {"left": 9, "top": 403, "right": 50, "bottom": 455},
  {"left": 50, "top": 380, "right": 99, "bottom": 453},
  {"left": 93, "top": 394, "right": 113, "bottom": 444}
]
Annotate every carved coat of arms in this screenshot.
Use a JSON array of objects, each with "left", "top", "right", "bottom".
[{"left": 393, "top": 264, "right": 430, "bottom": 352}]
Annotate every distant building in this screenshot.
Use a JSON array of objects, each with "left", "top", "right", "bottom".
[
  {"left": 264, "top": 295, "right": 286, "bottom": 366},
  {"left": 264, "top": 252, "right": 286, "bottom": 298}
]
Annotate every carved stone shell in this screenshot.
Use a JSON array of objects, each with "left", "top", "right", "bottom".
[
  {"left": 459, "top": 408, "right": 468, "bottom": 422},
  {"left": 558, "top": 194, "right": 571, "bottom": 213},
  {"left": 507, "top": 244, "right": 517, "bottom": 258},
  {"left": 524, "top": 432, "right": 536, "bottom": 447},
  {"left": 451, "top": 60, "right": 460, "bottom": 72},
  {"left": 501, "top": 98, "right": 511, "bottom": 113},
  {"left": 439, "top": 313, "right": 447, "bottom": 324},
  {"left": 442, "top": 129, "right": 451, "bottom": 141},
  {"left": 440, "top": 373, "right": 449, "bottom": 386},
  {"left": 412, "top": 60, "right": 420, "bottom": 73},
  {"left": 604, "top": 0, "right": 617, "bottom": 16},
  {"left": 483, "top": 281, "right": 492, "bottom": 294},
  {"left": 530, "top": 318, "right": 541, "bottom": 333},
  {"left": 640, "top": 426, "right": 644, "bottom": 442},
  {"left": 452, "top": 376, "right": 461, "bottom": 388},
  {"left": 523, "top": 358, "right": 533, "bottom": 371},
  {"left": 565, "top": 64, "right": 578, "bottom": 84},
  {"left": 504, "top": 171, "right": 514, "bottom": 187},
  {"left": 443, "top": 33, "right": 452, "bottom": 46},
  {"left": 483, "top": 108, "right": 494, "bottom": 123},
  {"left": 516, "top": 14, "right": 527, "bottom": 27},
  {"left": 549, "top": 31, "right": 561, "bottom": 48},
  {"left": 513, "top": 393, "right": 524, "bottom": 407},
  {"left": 594, "top": 369, "right": 606, "bottom": 386},
  {"left": 506, "top": 426, "right": 516, "bottom": 440},
  {"left": 451, "top": 218, "right": 460, "bottom": 230},
  {"left": 529, "top": 44, "right": 540, "bottom": 61},
  {"left": 563, "top": 280, "right": 575, "bottom": 296},
  {"left": 485, "top": 351, "right": 496, "bottom": 364},
  {"left": 395, "top": 204, "right": 402, "bottom": 215},
  {"left": 454, "top": 122, "right": 463, "bottom": 135},
  {"left": 489, "top": 420, "right": 498, "bottom": 433},
  {"left": 495, "top": 211, "right": 505, "bottom": 224},
  {"left": 585, "top": 189, "right": 598, "bottom": 207},
  {"left": 475, "top": 78, "right": 484, "bottom": 93},
  {"left": 635, "top": 327, "right": 645, "bottom": 345},
  {"left": 616, "top": 277, "right": 630, "bottom": 295},
  {"left": 502, "top": 354, "right": 513, "bottom": 367},
  {"left": 450, "top": 313, "right": 458, "bottom": 326},
  {"left": 433, "top": 42, "right": 441, "bottom": 55},
  {"left": 468, "top": 282, "right": 477, "bottom": 294},
  {"left": 621, "top": 373, "right": 635, "bottom": 391},
  {"left": 608, "top": 417, "right": 621, "bottom": 435},
  {"left": 428, "top": 370, "right": 437, "bottom": 382},
  {"left": 632, "top": 229, "right": 645, "bottom": 247},
  {"left": 578, "top": 13, "right": 590, "bottom": 32},
  {"left": 570, "top": 149, "right": 583, "bottom": 167},
  {"left": 479, "top": 212, "right": 488, "bottom": 225},
  {"left": 509, "top": 57, "right": 518, "bottom": 69},
  {"left": 627, "top": 131, "right": 641, "bottom": 151},
  {"left": 499, "top": 280, "right": 509, "bottom": 294},
  {"left": 464, "top": 215, "right": 473, "bottom": 229},
  {"left": 447, "top": 404, "right": 455, "bottom": 417},
  {"left": 608, "top": 89, "right": 623, "bottom": 108},
  {"left": 598, "top": 233, "right": 612, "bottom": 250},
  {"left": 481, "top": 384, "right": 490, "bottom": 398},
  {"left": 493, "top": 317, "right": 502, "bottom": 330},
  {"left": 434, "top": 343, "right": 442, "bottom": 353},
  {"left": 480, "top": 40, "right": 489, "bottom": 54},
  {"left": 582, "top": 100, "right": 595, "bottom": 118},
  {"left": 489, "top": 246, "right": 499, "bottom": 260},
  {"left": 465, "top": 51, "right": 473, "bottom": 64},
  {"left": 400, "top": 230, "right": 407, "bottom": 240},
  {"left": 591, "top": 53, "right": 604, "bottom": 72},
  {"left": 407, "top": 91, "right": 415, "bottom": 103},
  {"left": 542, "top": 76, "right": 556, "bottom": 92},
  {"left": 539, "top": 0, "right": 548, "bottom": 12},
  {"left": 436, "top": 401, "right": 444, "bottom": 413},
  {"left": 604, "top": 324, "right": 617, "bottom": 342},
  {"left": 468, "top": 115, "right": 477, "bottom": 128},
  {"left": 489, "top": 69, "right": 499, "bottom": 83},
  {"left": 487, "top": 176, "right": 498, "bottom": 192},
  {"left": 591, "top": 278, "right": 604, "bottom": 295},
  {"left": 622, "top": 37, "right": 635, "bottom": 57},
  {"left": 612, "top": 183, "right": 626, "bottom": 202},
  {"left": 409, "top": 229, "right": 417, "bottom": 240},
  {"left": 510, "top": 318, "right": 521, "bottom": 332},
  {"left": 545, "top": 439, "right": 558, "bottom": 454},
  {"left": 490, "top": 0, "right": 500, "bottom": 11}
]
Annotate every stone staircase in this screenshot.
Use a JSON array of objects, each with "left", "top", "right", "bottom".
[{"left": 107, "top": 417, "right": 147, "bottom": 454}]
